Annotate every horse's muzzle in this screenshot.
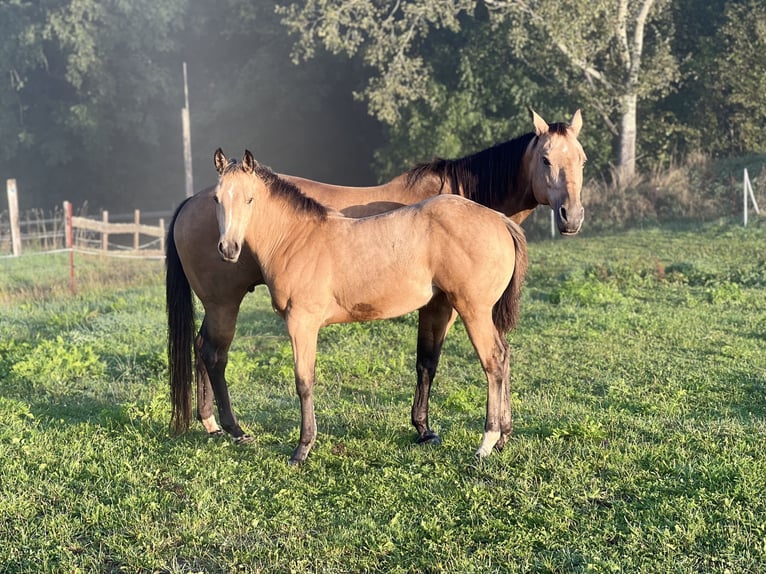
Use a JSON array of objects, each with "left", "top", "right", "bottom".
[{"left": 556, "top": 203, "right": 584, "bottom": 236}]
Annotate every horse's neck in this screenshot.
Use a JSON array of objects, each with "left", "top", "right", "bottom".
[
  {"left": 501, "top": 175, "right": 538, "bottom": 223},
  {"left": 444, "top": 154, "right": 539, "bottom": 220},
  {"left": 500, "top": 142, "right": 540, "bottom": 222}
]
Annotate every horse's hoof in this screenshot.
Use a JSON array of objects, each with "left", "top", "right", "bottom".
[
  {"left": 416, "top": 431, "right": 442, "bottom": 446},
  {"left": 289, "top": 444, "right": 312, "bottom": 464},
  {"left": 233, "top": 434, "right": 254, "bottom": 445},
  {"left": 208, "top": 430, "right": 225, "bottom": 438}
]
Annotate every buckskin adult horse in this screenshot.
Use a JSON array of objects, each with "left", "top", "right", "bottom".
[
  {"left": 186, "top": 149, "right": 528, "bottom": 463},
  {"left": 166, "top": 109, "right": 586, "bottom": 447}
]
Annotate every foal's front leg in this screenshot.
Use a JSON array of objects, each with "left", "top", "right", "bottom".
[{"left": 286, "top": 316, "right": 320, "bottom": 464}]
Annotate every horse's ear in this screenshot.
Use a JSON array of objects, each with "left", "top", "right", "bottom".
[
  {"left": 529, "top": 108, "right": 548, "bottom": 136},
  {"left": 242, "top": 150, "right": 256, "bottom": 174},
  {"left": 214, "top": 148, "right": 227, "bottom": 174},
  {"left": 569, "top": 109, "right": 582, "bottom": 137}
]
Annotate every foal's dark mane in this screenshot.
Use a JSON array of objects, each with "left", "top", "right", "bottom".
[
  {"left": 405, "top": 125, "right": 567, "bottom": 208},
  {"left": 223, "top": 159, "right": 328, "bottom": 219}
]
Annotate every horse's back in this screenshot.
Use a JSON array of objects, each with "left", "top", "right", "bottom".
[{"left": 280, "top": 172, "right": 438, "bottom": 217}]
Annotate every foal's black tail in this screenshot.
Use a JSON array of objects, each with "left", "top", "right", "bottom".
[
  {"left": 492, "top": 219, "right": 528, "bottom": 334},
  {"left": 166, "top": 198, "right": 195, "bottom": 435}
]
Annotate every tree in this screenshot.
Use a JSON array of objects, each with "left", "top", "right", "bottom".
[
  {"left": 0, "top": 0, "right": 188, "bottom": 209},
  {"left": 278, "top": 0, "right": 679, "bottom": 180},
  {"left": 711, "top": 0, "right": 766, "bottom": 153}
]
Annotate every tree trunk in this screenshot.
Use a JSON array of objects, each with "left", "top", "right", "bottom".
[{"left": 618, "top": 92, "right": 637, "bottom": 182}]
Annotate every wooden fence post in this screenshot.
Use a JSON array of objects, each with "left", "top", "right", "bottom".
[
  {"left": 134, "top": 209, "right": 140, "bottom": 250},
  {"left": 64, "top": 201, "right": 75, "bottom": 293},
  {"left": 102, "top": 210, "right": 109, "bottom": 251},
  {"left": 159, "top": 218, "right": 166, "bottom": 254},
  {"left": 7, "top": 179, "right": 21, "bottom": 256}
]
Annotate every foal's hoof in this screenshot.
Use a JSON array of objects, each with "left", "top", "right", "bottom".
[
  {"left": 233, "top": 434, "right": 254, "bottom": 445},
  {"left": 494, "top": 433, "right": 510, "bottom": 452},
  {"left": 416, "top": 431, "right": 442, "bottom": 446}
]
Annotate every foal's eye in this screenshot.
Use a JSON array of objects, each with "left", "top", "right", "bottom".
[{"left": 246, "top": 197, "right": 254, "bottom": 205}]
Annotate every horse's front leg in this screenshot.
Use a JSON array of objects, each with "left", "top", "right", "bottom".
[
  {"left": 286, "top": 316, "right": 320, "bottom": 464},
  {"left": 412, "top": 293, "right": 456, "bottom": 445}
]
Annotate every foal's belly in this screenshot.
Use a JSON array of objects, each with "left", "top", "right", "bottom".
[{"left": 330, "top": 282, "right": 437, "bottom": 324}]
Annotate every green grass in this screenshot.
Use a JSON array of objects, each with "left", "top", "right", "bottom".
[{"left": 1, "top": 219, "right": 766, "bottom": 573}]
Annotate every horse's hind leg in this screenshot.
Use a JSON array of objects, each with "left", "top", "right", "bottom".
[
  {"left": 461, "top": 313, "right": 512, "bottom": 457},
  {"left": 194, "top": 328, "right": 221, "bottom": 435},
  {"left": 197, "top": 303, "right": 252, "bottom": 443},
  {"left": 412, "top": 293, "right": 456, "bottom": 445}
]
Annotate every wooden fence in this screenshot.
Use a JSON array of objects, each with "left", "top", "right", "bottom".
[{"left": 1, "top": 200, "right": 169, "bottom": 257}]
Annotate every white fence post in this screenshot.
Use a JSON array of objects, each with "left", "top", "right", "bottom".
[
  {"left": 7, "top": 179, "right": 21, "bottom": 256},
  {"left": 550, "top": 208, "right": 555, "bottom": 239},
  {"left": 744, "top": 168, "right": 760, "bottom": 227}
]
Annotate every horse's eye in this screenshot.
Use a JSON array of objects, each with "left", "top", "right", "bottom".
[
  {"left": 246, "top": 197, "right": 254, "bottom": 205},
  {"left": 542, "top": 156, "right": 551, "bottom": 167},
  {"left": 213, "top": 196, "right": 220, "bottom": 204}
]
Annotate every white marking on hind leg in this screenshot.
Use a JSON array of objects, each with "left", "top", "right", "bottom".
[
  {"left": 476, "top": 430, "right": 502, "bottom": 458},
  {"left": 200, "top": 415, "right": 221, "bottom": 434}
]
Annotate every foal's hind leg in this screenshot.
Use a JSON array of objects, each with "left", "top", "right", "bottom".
[
  {"left": 196, "top": 303, "right": 252, "bottom": 443},
  {"left": 285, "top": 314, "right": 321, "bottom": 464},
  {"left": 461, "top": 313, "right": 512, "bottom": 457},
  {"left": 412, "top": 293, "right": 456, "bottom": 445}
]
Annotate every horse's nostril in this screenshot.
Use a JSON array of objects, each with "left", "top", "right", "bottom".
[{"left": 559, "top": 205, "right": 568, "bottom": 222}]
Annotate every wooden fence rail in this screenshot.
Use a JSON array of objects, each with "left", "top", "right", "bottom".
[
  {"left": 71, "top": 208, "right": 166, "bottom": 253},
  {"left": 1, "top": 199, "right": 169, "bottom": 257}
]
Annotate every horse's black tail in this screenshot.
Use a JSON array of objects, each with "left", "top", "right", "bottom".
[
  {"left": 166, "top": 199, "right": 195, "bottom": 435},
  {"left": 492, "top": 219, "right": 528, "bottom": 334}
]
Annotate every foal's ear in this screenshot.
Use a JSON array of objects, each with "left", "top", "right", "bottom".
[
  {"left": 569, "top": 109, "right": 583, "bottom": 137},
  {"left": 528, "top": 107, "right": 548, "bottom": 136},
  {"left": 242, "top": 150, "right": 256, "bottom": 174},
  {"left": 214, "top": 148, "right": 227, "bottom": 174}
]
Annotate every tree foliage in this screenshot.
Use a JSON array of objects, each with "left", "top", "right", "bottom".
[
  {"left": 0, "top": 0, "right": 188, "bottom": 209},
  {"left": 711, "top": 0, "right": 766, "bottom": 153},
  {"left": 0, "top": 0, "right": 762, "bottom": 212},
  {"left": 279, "top": 0, "right": 684, "bottom": 178}
]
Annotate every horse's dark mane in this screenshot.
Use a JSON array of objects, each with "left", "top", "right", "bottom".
[
  {"left": 223, "top": 159, "right": 328, "bottom": 219},
  {"left": 405, "top": 131, "right": 539, "bottom": 208}
]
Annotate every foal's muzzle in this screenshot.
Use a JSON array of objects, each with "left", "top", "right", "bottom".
[{"left": 218, "top": 240, "right": 241, "bottom": 262}]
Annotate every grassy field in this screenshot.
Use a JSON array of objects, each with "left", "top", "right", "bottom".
[{"left": 1, "top": 219, "right": 765, "bottom": 573}]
